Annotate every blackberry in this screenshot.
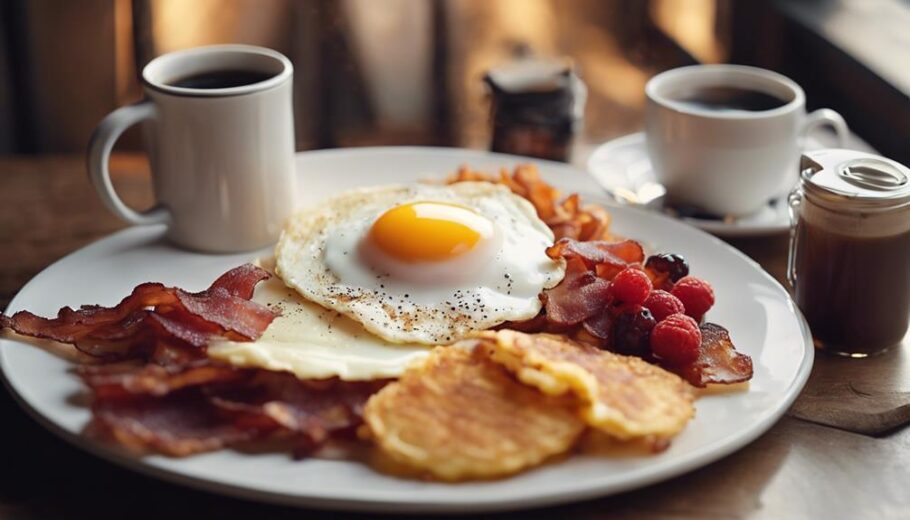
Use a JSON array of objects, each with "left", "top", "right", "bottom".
[
  {"left": 611, "top": 305, "right": 656, "bottom": 356},
  {"left": 645, "top": 253, "right": 689, "bottom": 282}
]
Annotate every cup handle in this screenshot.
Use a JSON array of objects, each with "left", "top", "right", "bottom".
[
  {"left": 802, "top": 108, "right": 849, "bottom": 148},
  {"left": 87, "top": 101, "right": 171, "bottom": 226}
]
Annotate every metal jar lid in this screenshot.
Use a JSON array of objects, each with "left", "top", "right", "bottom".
[{"left": 800, "top": 149, "right": 910, "bottom": 212}]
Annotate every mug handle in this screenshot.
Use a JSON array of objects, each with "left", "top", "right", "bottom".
[
  {"left": 802, "top": 108, "right": 849, "bottom": 148},
  {"left": 87, "top": 101, "right": 171, "bottom": 226}
]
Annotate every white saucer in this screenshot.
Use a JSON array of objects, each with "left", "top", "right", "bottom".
[{"left": 587, "top": 132, "right": 805, "bottom": 237}]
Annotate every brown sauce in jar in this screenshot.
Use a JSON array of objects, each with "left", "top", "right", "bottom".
[
  {"left": 795, "top": 221, "right": 910, "bottom": 353},
  {"left": 789, "top": 149, "right": 910, "bottom": 357}
]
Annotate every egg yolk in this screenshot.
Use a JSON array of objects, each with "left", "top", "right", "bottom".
[{"left": 368, "top": 202, "right": 495, "bottom": 262}]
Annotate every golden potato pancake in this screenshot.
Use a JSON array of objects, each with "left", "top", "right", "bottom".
[
  {"left": 476, "top": 330, "right": 695, "bottom": 442},
  {"left": 363, "top": 344, "right": 585, "bottom": 481}
]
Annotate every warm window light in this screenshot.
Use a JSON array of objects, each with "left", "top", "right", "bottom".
[
  {"left": 149, "top": 0, "right": 289, "bottom": 55},
  {"left": 650, "top": 0, "right": 726, "bottom": 63}
]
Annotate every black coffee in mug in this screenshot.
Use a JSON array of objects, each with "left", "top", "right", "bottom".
[
  {"left": 167, "top": 69, "right": 274, "bottom": 89},
  {"left": 672, "top": 86, "right": 788, "bottom": 113}
]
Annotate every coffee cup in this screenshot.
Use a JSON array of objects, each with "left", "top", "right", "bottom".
[
  {"left": 88, "top": 44, "right": 297, "bottom": 252},
  {"left": 645, "top": 64, "right": 848, "bottom": 216}
]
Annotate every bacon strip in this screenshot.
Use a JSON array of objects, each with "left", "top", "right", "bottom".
[
  {"left": 448, "top": 165, "right": 614, "bottom": 242},
  {"left": 214, "top": 371, "right": 387, "bottom": 454},
  {"left": 668, "top": 323, "right": 754, "bottom": 387},
  {"left": 546, "top": 238, "right": 645, "bottom": 270},
  {"left": 1, "top": 264, "right": 276, "bottom": 362},
  {"left": 2, "top": 264, "right": 386, "bottom": 458},
  {"left": 89, "top": 392, "right": 258, "bottom": 456},
  {"left": 582, "top": 310, "right": 613, "bottom": 342},
  {"left": 539, "top": 239, "right": 645, "bottom": 329},
  {"left": 207, "top": 263, "right": 272, "bottom": 299},
  {"left": 544, "top": 258, "right": 612, "bottom": 326},
  {"left": 81, "top": 360, "right": 387, "bottom": 457},
  {"left": 78, "top": 360, "right": 246, "bottom": 400}
]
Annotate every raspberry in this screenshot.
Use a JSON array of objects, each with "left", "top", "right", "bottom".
[
  {"left": 609, "top": 267, "right": 652, "bottom": 305},
  {"left": 643, "top": 290, "right": 685, "bottom": 322},
  {"left": 671, "top": 276, "right": 715, "bottom": 320},
  {"left": 650, "top": 313, "right": 702, "bottom": 365}
]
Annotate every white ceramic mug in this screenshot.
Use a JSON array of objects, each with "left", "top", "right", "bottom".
[
  {"left": 645, "top": 65, "right": 848, "bottom": 216},
  {"left": 88, "top": 44, "right": 297, "bottom": 252}
]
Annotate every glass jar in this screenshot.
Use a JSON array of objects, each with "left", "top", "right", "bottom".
[{"left": 788, "top": 149, "right": 910, "bottom": 357}]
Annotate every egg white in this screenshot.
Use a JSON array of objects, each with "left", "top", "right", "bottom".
[
  {"left": 275, "top": 182, "right": 565, "bottom": 345},
  {"left": 207, "top": 263, "right": 430, "bottom": 381}
]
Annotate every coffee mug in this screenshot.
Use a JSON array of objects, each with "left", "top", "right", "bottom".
[
  {"left": 645, "top": 64, "right": 848, "bottom": 216},
  {"left": 88, "top": 44, "right": 297, "bottom": 252}
]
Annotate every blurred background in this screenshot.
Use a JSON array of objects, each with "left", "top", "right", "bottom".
[{"left": 0, "top": 0, "right": 907, "bottom": 163}]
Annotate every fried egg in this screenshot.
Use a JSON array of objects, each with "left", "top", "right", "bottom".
[
  {"left": 275, "top": 182, "right": 565, "bottom": 345},
  {"left": 208, "top": 261, "right": 430, "bottom": 381}
]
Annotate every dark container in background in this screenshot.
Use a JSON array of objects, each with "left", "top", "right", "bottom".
[{"left": 484, "top": 58, "right": 586, "bottom": 162}]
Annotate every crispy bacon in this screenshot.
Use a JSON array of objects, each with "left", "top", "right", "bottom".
[
  {"left": 216, "top": 371, "right": 387, "bottom": 454},
  {"left": 174, "top": 264, "right": 275, "bottom": 338},
  {"left": 89, "top": 391, "right": 259, "bottom": 456},
  {"left": 78, "top": 360, "right": 246, "bottom": 400},
  {"left": 3, "top": 264, "right": 388, "bottom": 458},
  {"left": 574, "top": 203, "right": 612, "bottom": 243},
  {"left": 206, "top": 263, "right": 272, "bottom": 299},
  {"left": 448, "top": 165, "right": 614, "bottom": 242},
  {"left": 668, "top": 323, "right": 754, "bottom": 388},
  {"left": 538, "top": 239, "right": 644, "bottom": 329},
  {"left": 581, "top": 310, "right": 613, "bottom": 342},
  {"left": 81, "top": 360, "right": 388, "bottom": 457},
  {"left": 1, "top": 264, "right": 276, "bottom": 362},
  {"left": 546, "top": 238, "right": 645, "bottom": 271},
  {"left": 544, "top": 258, "right": 612, "bottom": 326}
]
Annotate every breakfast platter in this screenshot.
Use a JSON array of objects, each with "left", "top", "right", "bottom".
[{"left": 0, "top": 147, "right": 813, "bottom": 513}]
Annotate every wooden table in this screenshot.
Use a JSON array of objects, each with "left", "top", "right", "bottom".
[{"left": 1, "top": 154, "right": 908, "bottom": 519}]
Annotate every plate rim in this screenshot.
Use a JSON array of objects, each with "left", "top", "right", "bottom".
[{"left": 0, "top": 146, "right": 815, "bottom": 513}]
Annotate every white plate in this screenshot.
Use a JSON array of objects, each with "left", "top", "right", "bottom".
[
  {"left": 0, "top": 147, "right": 813, "bottom": 513},
  {"left": 586, "top": 132, "right": 810, "bottom": 237}
]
